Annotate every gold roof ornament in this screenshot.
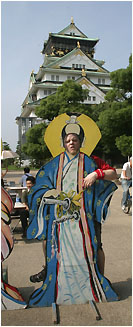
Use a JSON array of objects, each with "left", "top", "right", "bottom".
[
  {"left": 77, "top": 41, "right": 80, "bottom": 48},
  {"left": 82, "top": 69, "right": 86, "bottom": 77},
  {"left": 71, "top": 17, "right": 74, "bottom": 24}
]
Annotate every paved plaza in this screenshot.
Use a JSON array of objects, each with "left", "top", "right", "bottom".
[{"left": 1, "top": 170, "right": 132, "bottom": 326}]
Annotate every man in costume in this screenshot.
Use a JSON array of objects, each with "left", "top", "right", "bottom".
[{"left": 27, "top": 114, "right": 118, "bottom": 307}]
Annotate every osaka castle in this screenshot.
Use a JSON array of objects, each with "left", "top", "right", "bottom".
[{"left": 16, "top": 18, "right": 111, "bottom": 145}]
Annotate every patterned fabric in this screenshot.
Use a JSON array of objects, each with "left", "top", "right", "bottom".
[
  {"left": 27, "top": 153, "right": 118, "bottom": 307},
  {"left": 57, "top": 154, "right": 94, "bottom": 304}
]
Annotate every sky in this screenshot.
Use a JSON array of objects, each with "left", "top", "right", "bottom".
[{"left": 1, "top": 0, "right": 132, "bottom": 151}]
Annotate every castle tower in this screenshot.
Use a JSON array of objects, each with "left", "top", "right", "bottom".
[{"left": 16, "top": 19, "right": 111, "bottom": 146}]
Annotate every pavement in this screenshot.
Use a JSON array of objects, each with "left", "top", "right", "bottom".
[{"left": 1, "top": 170, "right": 132, "bottom": 326}]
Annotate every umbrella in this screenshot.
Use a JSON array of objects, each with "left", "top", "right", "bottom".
[{"left": 1, "top": 150, "right": 19, "bottom": 160}]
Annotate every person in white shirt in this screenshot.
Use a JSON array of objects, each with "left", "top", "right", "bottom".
[{"left": 121, "top": 157, "right": 132, "bottom": 212}]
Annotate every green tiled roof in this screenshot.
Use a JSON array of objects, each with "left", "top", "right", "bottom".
[
  {"left": 44, "top": 47, "right": 108, "bottom": 73},
  {"left": 58, "top": 23, "right": 88, "bottom": 38},
  {"left": 51, "top": 33, "right": 99, "bottom": 42}
]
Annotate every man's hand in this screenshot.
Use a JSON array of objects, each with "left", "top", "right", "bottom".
[
  {"left": 83, "top": 172, "right": 97, "bottom": 188},
  {"left": 25, "top": 204, "right": 29, "bottom": 211},
  {"left": 83, "top": 169, "right": 117, "bottom": 188}
]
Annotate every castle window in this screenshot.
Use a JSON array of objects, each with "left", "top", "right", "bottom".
[
  {"left": 44, "top": 89, "right": 52, "bottom": 95},
  {"left": 21, "top": 120, "right": 26, "bottom": 135},
  {"left": 51, "top": 75, "right": 55, "bottom": 81},
  {"left": 21, "top": 126, "right": 25, "bottom": 135},
  {"left": 72, "top": 76, "right": 75, "bottom": 80},
  {"left": 98, "top": 78, "right": 105, "bottom": 85},
  {"left": 28, "top": 120, "right": 32, "bottom": 128},
  {"left": 32, "top": 94, "right": 37, "bottom": 101},
  {"left": 56, "top": 75, "right": 59, "bottom": 81},
  {"left": 93, "top": 96, "right": 96, "bottom": 101}
]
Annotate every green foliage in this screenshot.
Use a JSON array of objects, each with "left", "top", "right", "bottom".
[
  {"left": 35, "top": 94, "right": 59, "bottom": 120},
  {"left": 15, "top": 141, "right": 26, "bottom": 167},
  {"left": 56, "top": 80, "right": 88, "bottom": 113},
  {"left": 105, "top": 54, "right": 132, "bottom": 102},
  {"left": 95, "top": 56, "right": 132, "bottom": 162},
  {"left": 96, "top": 102, "right": 132, "bottom": 160},
  {"left": 115, "top": 135, "right": 132, "bottom": 157},
  {"left": 22, "top": 123, "right": 51, "bottom": 166},
  {"left": 35, "top": 80, "right": 88, "bottom": 120},
  {"left": 2, "top": 141, "right": 11, "bottom": 150}
]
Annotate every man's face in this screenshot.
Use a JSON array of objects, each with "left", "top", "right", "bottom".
[
  {"left": 26, "top": 181, "right": 33, "bottom": 190},
  {"left": 64, "top": 133, "right": 80, "bottom": 156}
]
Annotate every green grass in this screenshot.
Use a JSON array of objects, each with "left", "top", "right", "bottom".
[{"left": 4, "top": 165, "right": 37, "bottom": 171}]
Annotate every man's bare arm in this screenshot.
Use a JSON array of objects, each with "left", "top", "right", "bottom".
[{"left": 83, "top": 169, "right": 118, "bottom": 188}]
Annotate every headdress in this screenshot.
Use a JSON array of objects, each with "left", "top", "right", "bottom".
[
  {"left": 44, "top": 113, "right": 101, "bottom": 157},
  {"left": 61, "top": 115, "right": 85, "bottom": 147}
]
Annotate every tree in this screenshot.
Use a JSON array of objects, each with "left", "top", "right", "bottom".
[
  {"left": 22, "top": 123, "right": 51, "bottom": 167},
  {"left": 15, "top": 141, "right": 26, "bottom": 167},
  {"left": 35, "top": 80, "right": 88, "bottom": 120},
  {"left": 115, "top": 135, "right": 132, "bottom": 158},
  {"left": 95, "top": 55, "right": 132, "bottom": 163},
  {"left": 2, "top": 141, "right": 11, "bottom": 150},
  {"left": 56, "top": 80, "right": 88, "bottom": 114},
  {"left": 96, "top": 103, "right": 132, "bottom": 161},
  {"left": 105, "top": 54, "right": 132, "bottom": 102},
  {"left": 35, "top": 93, "right": 59, "bottom": 121}
]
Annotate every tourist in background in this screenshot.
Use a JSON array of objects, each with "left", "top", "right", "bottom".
[
  {"left": 121, "top": 157, "right": 132, "bottom": 213},
  {"left": 20, "top": 167, "right": 32, "bottom": 187},
  {"left": 20, "top": 176, "right": 36, "bottom": 238}
]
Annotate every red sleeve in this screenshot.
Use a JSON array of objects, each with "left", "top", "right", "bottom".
[{"left": 91, "top": 155, "right": 116, "bottom": 171}]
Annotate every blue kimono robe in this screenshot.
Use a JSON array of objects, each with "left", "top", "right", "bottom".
[{"left": 27, "top": 153, "right": 118, "bottom": 307}]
